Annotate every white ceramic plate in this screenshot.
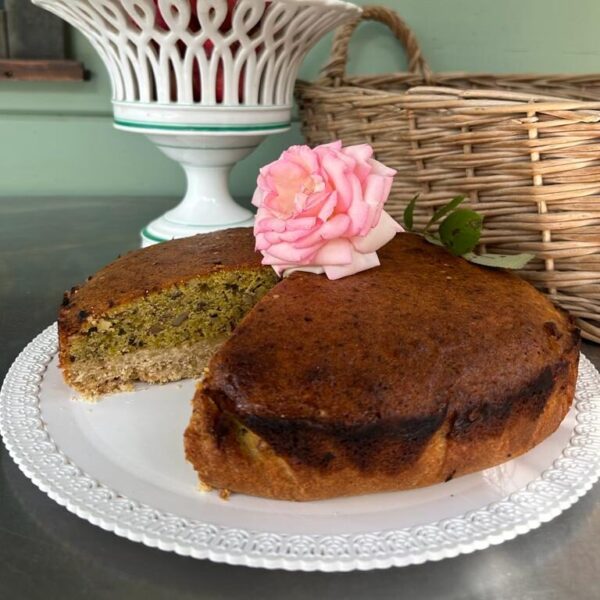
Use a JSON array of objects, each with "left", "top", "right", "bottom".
[{"left": 1, "top": 324, "right": 600, "bottom": 572}]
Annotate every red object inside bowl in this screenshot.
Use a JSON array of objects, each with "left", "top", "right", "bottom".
[{"left": 152, "top": 0, "right": 242, "bottom": 103}]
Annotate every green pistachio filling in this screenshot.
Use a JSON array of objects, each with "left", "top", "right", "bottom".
[{"left": 68, "top": 269, "right": 278, "bottom": 362}]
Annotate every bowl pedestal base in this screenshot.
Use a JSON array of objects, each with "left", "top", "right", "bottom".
[{"left": 140, "top": 133, "right": 263, "bottom": 247}]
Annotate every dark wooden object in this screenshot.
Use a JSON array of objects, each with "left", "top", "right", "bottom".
[
  {"left": 5, "top": 0, "right": 65, "bottom": 59},
  {"left": 0, "top": 58, "right": 85, "bottom": 81},
  {"left": 1, "top": 1, "right": 85, "bottom": 80},
  {"left": 0, "top": 9, "right": 7, "bottom": 58}
]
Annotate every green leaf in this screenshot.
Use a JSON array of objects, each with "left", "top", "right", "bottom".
[
  {"left": 438, "top": 209, "right": 483, "bottom": 256},
  {"left": 415, "top": 193, "right": 533, "bottom": 269},
  {"left": 424, "top": 195, "right": 466, "bottom": 233},
  {"left": 464, "top": 252, "right": 535, "bottom": 269},
  {"left": 403, "top": 194, "right": 418, "bottom": 232}
]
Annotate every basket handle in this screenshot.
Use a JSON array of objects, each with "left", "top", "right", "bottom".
[{"left": 321, "top": 5, "right": 432, "bottom": 84}]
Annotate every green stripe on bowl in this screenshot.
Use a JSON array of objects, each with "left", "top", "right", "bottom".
[
  {"left": 115, "top": 118, "right": 290, "bottom": 132},
  {"left": 141, "top": 228, "right": 169, "bottom": 243}
]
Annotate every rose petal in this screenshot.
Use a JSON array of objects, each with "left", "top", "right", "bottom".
[
  {"left": 363, "top": 173, "right": 388, "bottom": 207},
  {"left": 352, "top": 210, "right": 403, "bottom": 253},
  {"left": 294, "top": 213, "right": 351, "bottom": 249},
  {"left": 321, "top": 153, "right": 353, "bottom": 211},
  {"left": 347, "top": 203, "right": 370, "bottom": 238},
  {"left": 284, "top": 145, "right": 320, "bottom": 173},
  {"left": 317, "top": 191, "right": 338, "bottom": 222},
  {"left": 285, "top": 216, "right": 318, "bottom": 231},
  {"left": 368, "top": 157, "right": 397, "bottom": 177},
  {"left": 342, "top": 144, "right": 373, "bottom": 162},
  {"left": 312, "top": 238, "right": 354, "bottom": 265},
  {"left": 272, "top": 228, "right": 314, "bottom": 243},
  {"left": 360, "top": 173, "right": 393, "bottom": 235},
  {"left": 324, "top": 251, "right": 381, "bottom": 280},
  {"left": 300, "top": 190, "right": 331, "bottom": 218},
  {"left": 268, "top": 159, "right": 307, "bottom": 181},
  {"left": 265, "top": 241, "right": 322, "bottom": 263},
  {"left": 254, "top": 215, "right": 286, "bottom": 234},
  {"left": 254, "top": 232, "right": 270, "bottom": 251},
  {"left": 251, "top": 187, "right": 264, "bottom": 208},
  {"left": 341, "top": 144, "right": 373, "bottom": 182}
]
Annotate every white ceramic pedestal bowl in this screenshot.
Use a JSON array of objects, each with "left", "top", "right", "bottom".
[{"left": 32, "top": 0, "right": 361, "bottom": 246}]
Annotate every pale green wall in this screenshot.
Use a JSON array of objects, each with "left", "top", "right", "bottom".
[{"left": 1, "top": 0, "right": 599, "bottom": 197}]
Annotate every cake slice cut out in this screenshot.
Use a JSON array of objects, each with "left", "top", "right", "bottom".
[{"left": 59, "top": 228, "right": 277, "bottom": 398}]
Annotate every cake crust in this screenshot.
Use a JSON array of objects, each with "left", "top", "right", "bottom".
[
  {"left": 59, "top": 228, "right": 261, "bottom": 338},
  {"left": 185, "top": 356, "right": 577, "bottom": 500},
  {"left": 185, "top": 234, "right": 580, "bottom": 500}
]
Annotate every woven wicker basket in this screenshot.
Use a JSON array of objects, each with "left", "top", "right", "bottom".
[{"left": 296, "top": 5, "right": 600, "bottom": 343}]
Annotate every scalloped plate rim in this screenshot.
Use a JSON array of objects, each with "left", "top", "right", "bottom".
[{"left": 0, "top": 323, "right": 599, "bottom": 572}]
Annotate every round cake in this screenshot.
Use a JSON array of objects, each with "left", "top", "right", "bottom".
[
  {"left": 184, "top": 231, "right": 579, "bottom": 500},
  {"left": 59, "top": 228, "right": 580, "bottom": 501}
]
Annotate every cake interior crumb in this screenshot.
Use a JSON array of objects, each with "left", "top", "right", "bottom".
[{"left": 68, "top": 268, "right": 278, "bottom": 363}]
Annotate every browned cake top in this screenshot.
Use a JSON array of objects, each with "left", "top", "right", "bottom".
[
  {"left": 60, "top": 227, "right": 261, "bottom": 336},
  {"left": 204, "top": 233, "right": 578, "bottom": 430}
]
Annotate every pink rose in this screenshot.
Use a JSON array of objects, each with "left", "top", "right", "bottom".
[{"left": 252, "top": 141, "right": 402, "bottom": 280}]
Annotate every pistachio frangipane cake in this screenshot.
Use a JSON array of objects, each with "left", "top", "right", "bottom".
[
  {"left": 59, "top": 230, "right": 579, "bottom": 500},
  {"left": 59, "top": 228, "right": 277, "bottom": 397}
]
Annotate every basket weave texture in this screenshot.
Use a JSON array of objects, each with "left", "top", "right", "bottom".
[{"left": 296, "top": 5, "right": 600, "bottom": 342}]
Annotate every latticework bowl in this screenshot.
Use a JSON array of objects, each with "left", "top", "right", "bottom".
[{"left": 33, "top": 0, "right": 360, "bottom": 244}]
